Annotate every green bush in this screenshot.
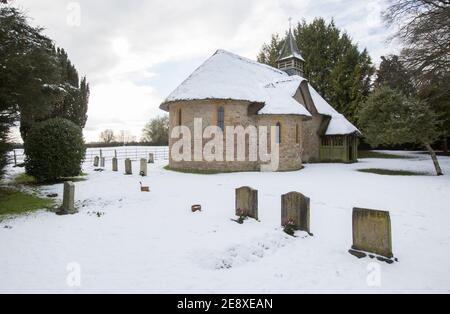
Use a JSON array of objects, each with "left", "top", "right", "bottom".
[{"left": 24, "top": 118, "right": 85, "bottom": 182}]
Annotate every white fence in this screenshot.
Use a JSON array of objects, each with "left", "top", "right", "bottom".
[{"left": 10, "top": 146, "right": 169, "bottom": 166}]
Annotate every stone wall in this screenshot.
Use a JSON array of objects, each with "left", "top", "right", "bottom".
[
  {"left": 255, "top": 114, "right": 304, "bottom": 171},
  {"left": 302, "top": 114, "right": 323, "bottom": 163},
  {"left": 167, "top": 100, "right": 306, "bottom": 172}
]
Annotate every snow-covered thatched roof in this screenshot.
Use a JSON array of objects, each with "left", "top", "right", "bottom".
[
  {"left": 307, "top": 84, "right": 361, "bottom": 135},
  {"left": 160, "top": 49, "right": 360, "bottom": 135}
]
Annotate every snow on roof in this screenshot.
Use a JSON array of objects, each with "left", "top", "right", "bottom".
[
  {"left": 277, "top": 52, "right": 305, "bottom": 62},
  {"left": 260, "top": 77, "right": 309, "bottom": 115},
  {"left": 308, "top": 84, "right": 361, "bottom": 135},
  {"left": 163, "top": 50, "right": 285, "bottom": 104},
  {"left": 162, "top": 50, "right": 310, "bottom": 116},
  {"left": 160, "top": 49, "right": 359, "bottom": 135}
]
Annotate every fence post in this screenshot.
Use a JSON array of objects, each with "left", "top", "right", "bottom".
[
  {"left": 100, "top": 149, "right": 103, "bottom": 160},
  {"left": 114, "top": 150, "right": 117, "bottom": 158},
  {"left": 13, "top": 149, "right": 17, "bottom": 166}
]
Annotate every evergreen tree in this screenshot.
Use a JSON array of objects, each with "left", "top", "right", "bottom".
[
  {"left": 0, "top": 5, "right": 90, "bottom": 177},
  {"left": 0, "top": 6, "right": 60, "bottom": 140},
  {"left": 375, "top": 55, "right": 415, "bottom": 96},
  {"left": 257, "top": 34, "right": 283, "bottom": 67},
  {"left": 359, "top": 86, "right": 443, "bottom": 176},
  {"left": 257, "top": 18, "right": 375, "bottom": 124}
]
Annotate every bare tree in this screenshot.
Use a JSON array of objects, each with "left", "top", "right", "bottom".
[
  {"left": 384, "top": 0, "right": 450, "bottom": 152},
  {"left": 99, "top": 129, "right": 115, "bottom": 144},
  {"left": 116, "top": 130, "right": 135, "bottom": 144},
  {"left": 141, "top": 115, "right": 169, "bottom": 145},
  {"left": 384, "top": 0, "right": 450, "bottom": 84}
]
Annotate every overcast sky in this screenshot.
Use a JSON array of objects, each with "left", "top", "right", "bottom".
[{"left": 11, "top": 0, "right": 400, "bottom": 142}]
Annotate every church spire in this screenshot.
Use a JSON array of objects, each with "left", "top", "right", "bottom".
[{"left": 277, "top": 20, "right": 305, "bottom": 77}]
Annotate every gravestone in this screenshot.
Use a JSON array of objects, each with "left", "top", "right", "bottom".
[
  {"left": 140, "top": 158, "right": 147, "bottom": 176},
  {"left": 100, "top": 157, "right": 105, "bottom": 168},
  {"left": 235, "top": 186, "right": 258, "bottom": 220},
  {"left": 350, "top": 208, "right": 394, "bottom": 260},
  {"left": 148, "top": 153, "right": 155, "bottom": 164},
  {"left": 59, "top": 181, "right": 77, "bottom": 215},
  {"left": 93, "top": 156, "right": 99, "bottom": 167},
  {"left": 112, "top": 157, "right": 118, "bottom": 172},
  {"left": 281, "top": 192, "right": 311, "bottom": 234},
  {"left": 125, "top": 158, "right": 132, "bottom": 175}
]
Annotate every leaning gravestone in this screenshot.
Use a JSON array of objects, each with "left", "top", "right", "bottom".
[
  {"left": 125, "top": 158, "right": 132, "bottom": 175},
  {"left": 349, "top": 207, "right": 395, "bottom": 262},
  {"left": 58, "top": 181, "right": 77, "bottom": 215},
  {"left": 112, "top": 157, "right": 118, "bottom": 172},
  {"left": 235, "top": 186, "right": 258, "bottom": 220},
  {"left": 100, "top": 157, "right": 105, "bottom": 168},
  {"left": 281, "top": 192, "right": 311, "bottom": 235},
  {"left": 93, "top": 156, "right": 99, "bottom": 167},
  {"left": 140, "top": 158, "right": 147, "bottom": 176},
  {"left": 148, "top": 153, "right": 155, "bottom": 164}
]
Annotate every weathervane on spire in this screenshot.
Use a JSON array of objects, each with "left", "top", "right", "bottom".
[{"left": 288, "top": 17, "right": 293, "bottom": 31}]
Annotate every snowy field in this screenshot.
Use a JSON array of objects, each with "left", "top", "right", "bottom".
[{"left": 1, "top": 150, "right": 449, "bottom": 294}]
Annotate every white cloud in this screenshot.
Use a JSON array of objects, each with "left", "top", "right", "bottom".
[{"left": 12, "top": 0, "right": 400, "bottom": 142}]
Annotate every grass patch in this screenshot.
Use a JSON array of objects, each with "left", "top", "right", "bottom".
[
  {"left": 358, "top": 150, "right": 407, "bottom": 159},
  {"left": 14, "top": 173, "right": 37, "bottom": 185},
  {"left": 0, "top": 188, "right": 54, "bottom": 218},
  {"left": 13, "top": 173, "right": 87, "bottom": 185},
  {"left": 358, "top": 168, "right": 426, "bottom": 176}
]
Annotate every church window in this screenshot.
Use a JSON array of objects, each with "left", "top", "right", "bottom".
[
  {"left": 177, "top": 108, "right": 182, "bottom": 126},
  {"left": 276, "top": 122, "right": 282, "bottom": 144},
  {"left": 218, "top": 106, "right": 225, "bottom": 131}
]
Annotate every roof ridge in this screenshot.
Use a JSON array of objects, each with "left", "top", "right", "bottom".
[{"left": 215, "top": 49, "right": 287, "bottom": 76}]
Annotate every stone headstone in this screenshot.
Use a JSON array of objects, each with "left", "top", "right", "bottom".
[
  {"left": 112, "top": 157, "right": 118, "bottom": 172},
  {"left": 281, "top": 192, "right": 311, "bottom": 234},
  {"left": 350, "top": 208, "right": 393, "bottom": 259},
  {"left": 125, "top": 158, "right": 132, "bottom": 175},
  {"left": 60, "top": 181, "right": 76, "bottom": 215},
  {"left": 148, "top": 153, "right": 155, "bottom": 164},
  {"left": 140, "top": 158, "right": 147, "bottom": 176},
  {"left": 235, "top": 186, "right": 258, "bottom": 220},
  {"left": 93, "top": 156, "right": 99, "bottom": 167},
  {"left": 100, "top": 157, "right": 105, "bottom": 168}
]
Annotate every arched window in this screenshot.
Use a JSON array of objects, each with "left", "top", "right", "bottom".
[
  {"left": 276, "top": 122, "right": 281, "bottom": 144},
  {"left": 296, "top": 124, "right": 300, "bottom": 144},
  {"left": 218, "top": 107, "right": 225, "bottom": 131},
  {"left": 177, "top": 108, "right": 182, "bottom": 126}
]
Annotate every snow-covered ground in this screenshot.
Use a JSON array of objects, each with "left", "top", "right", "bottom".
[{"left": 1, "top": 150, "right": 449, "bottom": 294}]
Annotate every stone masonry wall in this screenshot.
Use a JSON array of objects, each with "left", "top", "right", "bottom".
[
  {"left": 167, "top": 100, "right": 306, "bottom": 172},
  {"left": 302, "top": 114, "right": 323, "bottom": 163}
]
